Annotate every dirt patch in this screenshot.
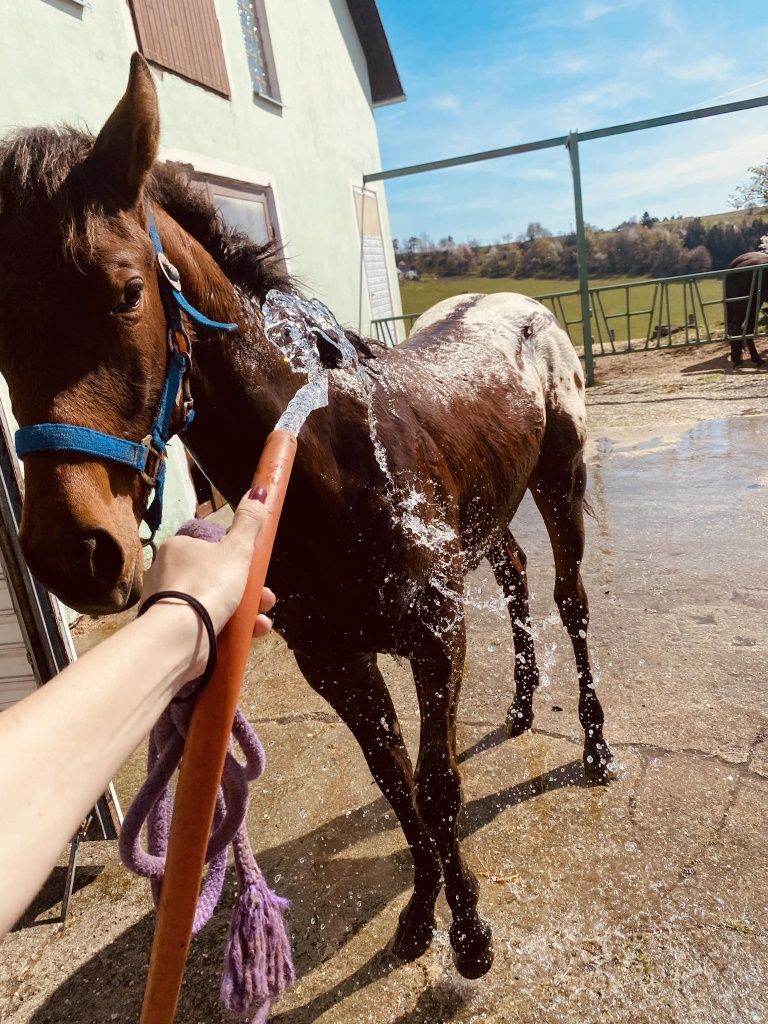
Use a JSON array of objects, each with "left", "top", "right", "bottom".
[{"left": 589, "top": 338, "right": 767, "bottom": 386}]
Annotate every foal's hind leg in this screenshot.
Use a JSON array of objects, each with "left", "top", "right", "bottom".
[
  {"left": 532, "top": 445, "right": 615, "bottom": 785},
  {"left": 294, "top": 651, "right": 442, "bottom": 959},
  {"left": 488, "top": 532, "right": 540, "bottom": 735},
  {"left": 410, "top": 612, "right": 494, "bottom": 978}
]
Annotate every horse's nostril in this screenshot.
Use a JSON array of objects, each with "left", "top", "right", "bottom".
[{"left": 83, "top": 529, "right": 125, "bottom": 587}]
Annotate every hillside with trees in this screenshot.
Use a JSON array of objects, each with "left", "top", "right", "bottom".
[{"left": 394, "top": 209, "right": 768, "bottom": 281}]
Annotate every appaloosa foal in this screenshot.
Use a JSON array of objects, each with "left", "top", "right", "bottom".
[{"left": 0, "top": 55, "right": 613, "bottom": 978}]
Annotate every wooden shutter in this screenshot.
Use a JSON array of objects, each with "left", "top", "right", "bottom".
[{"left": 129, "top": 0, "right": 231, "bottom": 97}]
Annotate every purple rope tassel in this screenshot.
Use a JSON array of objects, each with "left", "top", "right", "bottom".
[{"left": 119, "top": 519, "right": 295, "bottom": 1022}]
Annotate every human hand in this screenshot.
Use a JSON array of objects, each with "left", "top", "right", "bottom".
[{"left": 142, "top": 489, "right": 276, "bottom": 636}]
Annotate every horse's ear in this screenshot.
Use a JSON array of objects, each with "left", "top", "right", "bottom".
[{"left": 89, "top": 53, "right": 159, "bottom": 209}]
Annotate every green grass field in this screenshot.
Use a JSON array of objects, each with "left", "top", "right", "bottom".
[{"left": 398, "top": 274, "right": 727, "bottom": 350}]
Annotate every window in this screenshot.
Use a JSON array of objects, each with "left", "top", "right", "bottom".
[
  {"left": 236, "top": 0, "right": 280, "bottom": 102},
  {"left": 354, "top": 187, "right": 395, "bottom": 322},
  {"left": 198, "top": 177, "right": 281, "bottom": 248},
  {"left": 129, "top": 0, "right": 230, "bottom": 97}
]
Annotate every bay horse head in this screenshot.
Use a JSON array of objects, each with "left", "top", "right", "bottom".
[{"left": 0, "top": 55, "right": 229, "bottom": 613}]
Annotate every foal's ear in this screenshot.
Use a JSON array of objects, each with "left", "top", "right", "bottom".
[{"left": 89, "top": 53, "right": 159, "bottom": 209}]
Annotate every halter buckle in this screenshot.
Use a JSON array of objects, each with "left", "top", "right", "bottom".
[
  {"left": 140, "top": 435, "right": 167, "bottom": 488},
  {"left": 170, "top": 327, "right": 191, "bottom": 358}
]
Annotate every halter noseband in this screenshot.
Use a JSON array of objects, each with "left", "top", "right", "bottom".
[{"left": 14, "top": 206, "right": 237, "bottom": 537}]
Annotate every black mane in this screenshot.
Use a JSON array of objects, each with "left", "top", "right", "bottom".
[{"left": 0, "top": 127, "right": 292, "bottom": 301}]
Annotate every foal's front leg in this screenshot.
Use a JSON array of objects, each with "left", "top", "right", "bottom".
[
  {"left": 294, "top": 651, "right": 442, "bottom": 959},
  {"left": 410, "top": 614, "right": 494, "bottom": 978}
]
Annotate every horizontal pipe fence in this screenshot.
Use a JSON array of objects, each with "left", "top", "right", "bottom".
[
  {"left": 372, "top": 263, "right": 768, "bottom": 358},
  {"left": 363, "top": 92, "right": 768, "bottom": 383}
]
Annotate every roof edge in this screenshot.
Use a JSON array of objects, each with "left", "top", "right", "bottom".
[{"left": 345, "top": 0, "right": 406, "bottom": 107}]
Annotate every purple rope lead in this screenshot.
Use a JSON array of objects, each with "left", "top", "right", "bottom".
[{"left": 119, "top": 519, "right": 295, "bottom": 1023}]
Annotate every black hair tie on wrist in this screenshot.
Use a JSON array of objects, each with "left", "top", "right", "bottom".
[{"left": 137, "top": 590, "right": 218, "bottom": 698}]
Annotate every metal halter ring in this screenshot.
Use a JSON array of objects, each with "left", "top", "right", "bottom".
[{"left": 157, "top": 251, "right": 182, "bottom": 291}]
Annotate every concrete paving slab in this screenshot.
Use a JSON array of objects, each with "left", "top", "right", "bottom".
[{"left": 2, "top": 368, "right": 768, "bottom": 1023}]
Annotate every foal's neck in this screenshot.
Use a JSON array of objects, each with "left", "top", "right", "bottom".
[{"left": 154, "top": 209, "right": 310, "bottom": 497}]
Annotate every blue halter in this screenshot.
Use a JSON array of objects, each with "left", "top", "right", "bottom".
[{"left": 15, "top": 207, "right": 237, "bottom": 536}]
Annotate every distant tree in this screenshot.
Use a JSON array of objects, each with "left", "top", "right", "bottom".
[
  {"left": 444, "top": 243, "right": 476, "bottom": 276},
  {"left": 640, "top": 211, "right": 658, "bottom": 228},
  {"left": 437, "top": 235, "right": 455, "bottom": 250},
  {"left": 505, "top": 244, "right": 523, "bottom": 277},
  {"left": 392, "top": 238, "right": 400, "bottom": 253},
  {"left": 418, "top": 232, "right": 434, "bottom": 252},
  {"left": 729, "top": 160, "right": 768, "bottom": 209},
  {"left": 683, "top": 245, "right": 712, "bottom": 273},
  {"left": 405, "top": 235, "right": 420, "bottom": 254},
  {"left": 523, "top": 237, "right": 561, "bottom": 275},
  {"left": 480, "top": 245, "right": 504, "bottom": 277},
  {"left": 524, "top": 222, "right": 553, "bottom": 241},
  {"left": 649, "top": 229, "right": 684, "bottom": 275},
  {"left": 683, "top": 217, "right": 706, "bottom": 249}
]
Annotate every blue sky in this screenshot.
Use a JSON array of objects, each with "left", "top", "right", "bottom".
[{"left": 374, "top": 0, "right": 768, "bottom": 245}]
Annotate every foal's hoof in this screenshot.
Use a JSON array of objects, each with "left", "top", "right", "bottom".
[
  {"left": 506, "top": 703, "right": 533, "bottom": 737},
  {"left": 583, "top": 740, "right": 617, "bottom": 785},
  {"left": 449, "top": 918, "right": 494, "bottom": 979},
  {"left": 390, "top": 910, "right": 436, "bottom": 961}
]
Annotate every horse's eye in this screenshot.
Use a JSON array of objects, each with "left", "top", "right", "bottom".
[{"left": 113, "top": 279, "right": 144, "bottom": 314}]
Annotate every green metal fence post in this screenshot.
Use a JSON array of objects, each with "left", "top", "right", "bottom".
[{"left": 566, "top": 132, "right": 594, "bottom": 385}]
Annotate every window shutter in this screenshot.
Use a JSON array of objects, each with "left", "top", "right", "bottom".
[{"left": 129, "top": 0, "right": 231, "bottom": 97}]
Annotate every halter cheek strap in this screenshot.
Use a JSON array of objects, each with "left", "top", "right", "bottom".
[{"left": 14, "top": 205, "right": 238, "bottom": 536}]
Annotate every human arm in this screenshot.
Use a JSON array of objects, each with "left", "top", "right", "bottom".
[{"left": 0, "top": 491, "right": 274, "bottom": 937}]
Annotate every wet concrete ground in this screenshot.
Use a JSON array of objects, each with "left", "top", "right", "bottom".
[{"left": 3, "top": 363, "right": 768, "bottom": 1024}]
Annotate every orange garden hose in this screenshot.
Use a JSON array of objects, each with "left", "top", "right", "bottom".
[{"left": 139, "top": 429, "right": 297, "bottom": 1024}]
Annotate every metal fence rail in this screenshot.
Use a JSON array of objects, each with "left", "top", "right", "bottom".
[
  {"left": 372, "top": 263, "right": 767, "bottom": 357},
  {"left": 364, "top": 91, "right": 768, "bottom": 383}
]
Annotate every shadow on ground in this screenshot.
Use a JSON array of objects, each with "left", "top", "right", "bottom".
[
  {"left": 679, "top": 348, "right": 768, "bottom": 374},
  {"left": 13, "top": 867, "right": 104, "bottom": 932},
  {"left": 27, "top": 730, "right": 584, "bottom": 1024}
]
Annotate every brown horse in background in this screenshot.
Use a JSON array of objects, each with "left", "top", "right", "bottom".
[
  {"left": 0, "top": 56, "right": 613, "bottom": 978},
  {"left": 726, "top": 251, "right": 768, "bottom": 366}
]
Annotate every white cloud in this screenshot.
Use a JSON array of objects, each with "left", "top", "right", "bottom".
[
  {"left": 582, "top": 2, "right": 615, "bottom": 21},
  {"left": 563, "top": 56, "right": 589, "bottom": 74},
  {"left": 670, "top": 57, "right": 736, "bottom": 83},
  {"left": 431, "top": 94, "right": 461, "bottom": 112},
  {"left": 591, "top": 130, "right": 768, "bottom": 203},
  {"left": 517, "top": 168, "right": 560, "bottom": 182}
]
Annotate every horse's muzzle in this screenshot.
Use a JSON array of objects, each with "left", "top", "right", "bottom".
[{"left": 21, "top": 525, "right": 142, "bottom": 615}]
